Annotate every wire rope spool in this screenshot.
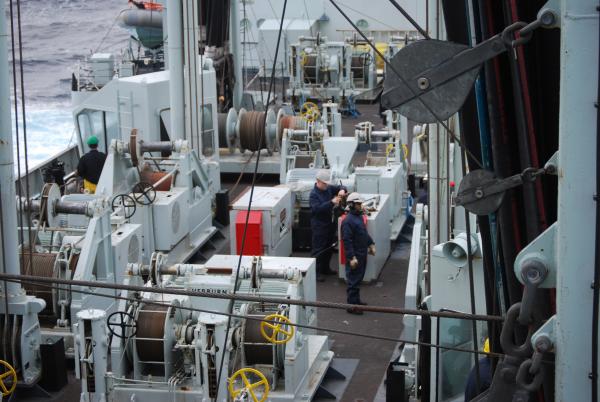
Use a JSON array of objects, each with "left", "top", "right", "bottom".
[
  {"left": 276, "top": 109, "right": 305, "bottom": 146},
  {"left": 39, "top": 183, "right": 62, "bottom": 228},
  {"left": 20, "top": 251, "right": 60, "bottom": 316},
  {"left": 236, "top": 108, "right": 277, "bottom": 155},
  {"left": 134, "top": 303, "right": 177, "bottom": 365},
  {"left": 129, "top": 129, "right": 143, "bottom": 167},
  {"left": 241, "top": 305, "right": 288, "bottom": 369}
]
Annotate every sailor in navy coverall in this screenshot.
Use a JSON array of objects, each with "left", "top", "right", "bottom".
[
  {"left": 310, "top": 170, "right": 346, "bottom": 281},
  {"left": 341, "top": 192, "right": 375, "bottom": 314}
]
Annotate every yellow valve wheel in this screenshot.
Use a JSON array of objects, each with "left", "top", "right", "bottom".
[
  {"left": 385, "top": 143, "right": 395, "bottom": 157},
  {"left": 0, "top": 360, "right": 17, "bottom": 396},
  {"left": 402, "top": 143, "right": 409, "bottom": 160},
  {"left": 260, "top": 313, "right": 295, "bottom": 344},
  {"left": 228, "top": 367, "right": 270, "bottom": 402},
  {"left": 300, "top": 101, "right": 320, "bottom": 123},
  {"left": 300, "top": 51, "right": 308, "bottom": 67}
]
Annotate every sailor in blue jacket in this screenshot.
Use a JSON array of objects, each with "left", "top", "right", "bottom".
[
  {"left": 310, "top": 169, "right": 347, "bottom": 281},
  {"left": 341, "top": 192, "right": 375, "bottom": 315}
]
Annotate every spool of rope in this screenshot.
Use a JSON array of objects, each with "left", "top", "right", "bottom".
[
  {"left": 20, "top": 251, "right": 58, "bottom": 314},
  {"left": 135, "top": 304, "right": 169, "bottom": 362},
  {"left": 140, "top": 170, "right": 173, "bottom": 192},
  {"left": 243, "top": 313, "right": 276, "bottom": 365},
  {"left": 277, "top": 115, "right": 304, "bottom": 145},
  {"left": 238, "top": 110, "right": 271, "bottom": 152}
]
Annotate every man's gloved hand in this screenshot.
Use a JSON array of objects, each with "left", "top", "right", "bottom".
[
  {"left": 349, "top": 256, "right": 359, "bottom": 269},
  {"left": 368, "top": 244, "right": 376, "bottom": 256}
]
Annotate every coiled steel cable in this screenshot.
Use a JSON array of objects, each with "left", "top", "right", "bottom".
[{"left": 238, "top": 111, "right": 268, "bottom": 151}]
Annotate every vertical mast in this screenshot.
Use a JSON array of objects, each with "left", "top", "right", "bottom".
[
  {"left": 167, "top": 0, "right": 185, "bottom": 140},
  {"left": 556, "top": 0, "right": 599, "bottom": 398}
]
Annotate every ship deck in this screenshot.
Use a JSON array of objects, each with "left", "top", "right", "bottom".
[{"left": 17, "top": 105, "right": 410, "bottom": 402}]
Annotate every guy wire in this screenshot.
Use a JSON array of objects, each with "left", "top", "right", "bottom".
[
  {"left": 3, "top": 276, "right": 548, "bottom": 364},
  {"left": 215, "top": 1, "right": 289, "bottom": 398}
]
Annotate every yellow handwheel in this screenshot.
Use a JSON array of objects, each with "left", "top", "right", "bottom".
[
  {"left": 260, "top": 313, "right": 295, "bottom": 344},
  {"left": 402, "top": 143, "right": 409, "bottom": 159},
  {"left": 228, "top": 367, "right": 270, "bottom": 402},
  {"left": 300, "top": 101, "right": 320, "bottom": 123},
  {"left": 300, "top": 51, "right": 308, "bottom": 67},
  {"left": 0, "top": 360, "right": 17, "bottom": 396},
  {"left": 385, "top": 143, "right": 395, "bottom": 157}
]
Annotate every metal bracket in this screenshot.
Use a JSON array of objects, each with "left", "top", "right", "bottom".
[
  {"left": 531, "top": 315, "right": 556, "bottom": 352},
  {"left": 544, "top": 150, "right": 559, "bottom": 175},
  {"left": 538, "top": 0, "right": 561, "bottom": 29},
  {"left": 514, "top": 223, "right": 557, "bottom": 289}
]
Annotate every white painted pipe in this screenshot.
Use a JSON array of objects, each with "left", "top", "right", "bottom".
[{"left": 167, "top": 0, "right": 185, "bottom": 140}]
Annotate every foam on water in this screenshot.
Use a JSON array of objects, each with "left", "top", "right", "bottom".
[
  {"left": 11, "top": 105, "right": 75, "bottom": 172},
  {"left": 7, "top": 0, "right": 129, "bottom": 171}
]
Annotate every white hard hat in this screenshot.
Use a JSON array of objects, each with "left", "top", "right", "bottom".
[
  {"left": 347, "top": 192, "right": 363, "bottom": 203},
  {"left": 316, "top": 169, "right": 331, "bottom": 184}
]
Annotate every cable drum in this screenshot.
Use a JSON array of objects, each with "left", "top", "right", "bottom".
[
  {"left": 135, "top": 304, "right": 170, "bottom": 362},
  {"left": 276, "top": 111, "right": 305, "bottom": 146},
  {"left": 236, "top": 109, "right": 277, "bottom": 154},
  {"left": 351, "top": 55, "right": 370, "bottom": 80},
  {"left": 20, "top": 252, "right": 59, "bottom": 315}
]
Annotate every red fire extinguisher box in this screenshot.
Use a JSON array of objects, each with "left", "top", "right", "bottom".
[{"left": 235, "top": 210, "right": 263, "bottom": 256}]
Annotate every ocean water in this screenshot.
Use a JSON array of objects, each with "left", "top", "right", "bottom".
[{"left": 6, "top": 0, "right": 130, "bottom": 171}]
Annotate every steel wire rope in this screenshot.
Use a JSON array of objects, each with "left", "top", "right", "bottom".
[
  {"left": 14, "top": 0, "right": 34, "bottom": 279},
  {"left": 93, "top": 9, "right": 128, "bottom": 53},
  {"left": 462, "top": 141, "right": 482, "bottom": 391},
  {"left": 2, "top": 277, "right": 556, "bottom": 365},
  {"left": 328, "top": 0, "right": 484, "bottom": 169},
  {"left": 8, "top": 0, "right": 26, "bottom": 292},
  {"left": 243, "top": 0, "right": 247, "bottom": 89},
  {"left": 0, "top": 272, "right": 504, "bottom": 322},
  {"left": 386, "top": 0, "right": 430, "bottom": 39},
  {"left": 334, "top": 0, "right": 403, "bottom": 32},
  {"left": 0, "top": 183, "right": 10, "bottom": 364},
  {"left": 214, "top": 1, "right": 289, "bottom": 398}
]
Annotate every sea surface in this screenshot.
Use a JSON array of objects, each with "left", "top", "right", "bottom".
[{"left": 6, "top": 0, "right": 130, "bottom": 172}]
